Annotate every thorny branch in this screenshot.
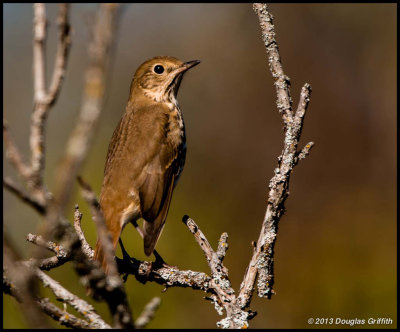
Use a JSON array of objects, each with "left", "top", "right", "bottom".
[{"left": 3, "top": 3, "right": 313, "bottom": 329}]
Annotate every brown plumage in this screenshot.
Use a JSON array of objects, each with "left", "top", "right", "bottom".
[{"left": 94, "top": 56, "right": 200, "bottom": 272}]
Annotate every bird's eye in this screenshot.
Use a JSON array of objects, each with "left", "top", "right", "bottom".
[{"left": 154, "top": 65, "right": 164, "bottom": 74}]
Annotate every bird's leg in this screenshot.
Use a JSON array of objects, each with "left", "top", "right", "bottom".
[
  {"left": 119, "top": 238, "right": 132, "bottom": 263},
  {"left": 118, "top": 238, "right": 134, "bottom": 282},
  {"left": 131, "top": 220, "right": 167, "bottom": 267}
]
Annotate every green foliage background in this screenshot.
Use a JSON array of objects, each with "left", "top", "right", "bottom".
[{"left": 3, "top": 3, "right": 396, "bottom": 329}]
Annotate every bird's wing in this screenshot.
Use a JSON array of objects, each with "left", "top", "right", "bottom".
[
  {"left": 133, "top": 105, "right": 181, "bottom": 256},
  {"left": 142, "top": 171, "right": 175, "bottom": 256}
]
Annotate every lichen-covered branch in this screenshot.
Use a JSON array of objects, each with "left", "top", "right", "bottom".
[
  {"left": 36, "top": 298, "right": 92, "bottom": 329},
  {"left": 237, "top": 3, "right": 313, "bottom": 309},
  {"left": 182, "top": 216, "right": 254, "bottom": 329},
  {"left": 31, "top": 266, "right": 111, "bottom": 329},
  {"left": 3, "top": 275, "right": 92, "bottom": 329}
]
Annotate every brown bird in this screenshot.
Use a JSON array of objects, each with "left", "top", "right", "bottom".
[{"left": 94, "top": 56, "right": 200, "bottom": 272}]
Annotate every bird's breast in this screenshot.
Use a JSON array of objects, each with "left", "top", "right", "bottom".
[{"left": 167, "top": 105, "right": 185, "bottom": 147}]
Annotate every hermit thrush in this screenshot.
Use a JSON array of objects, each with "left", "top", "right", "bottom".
[{"left": 94, "top": 56, "right": 200, "bottom": 272}]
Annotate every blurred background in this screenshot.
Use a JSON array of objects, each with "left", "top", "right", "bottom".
[{"left": 3, "top": 3, "right": 396, "bottom": 329}]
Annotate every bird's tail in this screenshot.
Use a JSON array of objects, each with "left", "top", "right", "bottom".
[{"left": 143, "top": 219, "right": 166, "bottom": 256}]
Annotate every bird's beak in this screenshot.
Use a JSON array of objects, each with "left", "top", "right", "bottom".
[{"left": 176, "top": 60, "right": 201, "bottom": 74}]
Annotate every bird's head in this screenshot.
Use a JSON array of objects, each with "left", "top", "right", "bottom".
[{"left": 130, "top": 56, "right": 200, "bottom": 103}]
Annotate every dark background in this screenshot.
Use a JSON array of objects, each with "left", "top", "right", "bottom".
[{"left": 3, "top": 3, "right": 396, "bottom": 329}]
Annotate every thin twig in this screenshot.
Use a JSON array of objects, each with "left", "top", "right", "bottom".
[
  {"left": 26, "top": 233, "right": 68, "bottom": 257},
  {"left": 47, "top": 4, "right": 71, "bottom": 105},
  {"left": 134, "top": 297, "right": 162, "bottom": 329},
  {"left": 32, "top": 3, "right": 47, "bottom": 103},
  {"left": 3, "top": 177, "right": 46, "bottom": 214},
  {"left": 37, "top": 298, "right": 92, "bottom": 329},
  {"left": 31, "top": 266, "right": 111, "bottom": 329},
  {"left": 26, "top": 233, "right": 70, "bottom": 270},
  {"left": 73, "top": 204, "right": 94, "bottom": 259},
  {"left": 3, "top": 121, "right": 31, "bottom": 181},
  {"left": 30, "top": 4, "right": 72, "bottom": 193},
  {"left": 216, "top": 232, "right": 229, "bottom": 262},
  {"left": 3, "top": 234, "right": 50, "bottom": 328},
  {"left": 4, "top": 275, "right": 91, "bottom": 329}
]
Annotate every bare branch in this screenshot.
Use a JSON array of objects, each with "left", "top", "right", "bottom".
[
  {"left": 295, "top": 141, "right": 314, "bottom": 165},
  {"left": 37, "top": 298, "right": 91, "bottom": 329},
  {"left": 252, "top": 3, "right": 292, "bottom": 119},
  {"left": 47, "top": 4, "right": 121, "bottom": 229},
  {"left": 4, "top": 275, "right": 92, "bottom": 329},
  {"left": 182, "top": 216, "right": 251, "bottom": 329},
  {"left": 26, "top": 233, "right": 68, "bottom": 257},
  {"left": 237, "top": 3, "right": 313, "bottom": 309},
  {"left": 3, "top": 177, "right": 46, "bottom": 214},
  {"left": 31, "top": 266, "right": 111, "bottom": 329},
  {"left": 3, "top": 121, "right": 31, "bottom": 181},
  {"left": 73, "top": 204, "right": 94, "bottom": 259},
  {"left": 47, "top": 4, "right": 72, "bottom": 105},
  {"left": 216, "top": 232, "right": 229, "bottom": 262},
  {"left": 33, "top": 3, "right": 47, "bottom": 102},
  {"left": 30, "top": 3, "right": 49, "bottom": 193},
  {"left": 3, "top": 233, "right": 50, "bottom": 328},
  {"left": 26, "top": 233, "right": 70, "bottom": 270},
  {"left": 30, "top": 3, "right": 72, "bottom": 199},
  {"left": 135, "top": 297, "right": 162, "bottom": 329}
]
